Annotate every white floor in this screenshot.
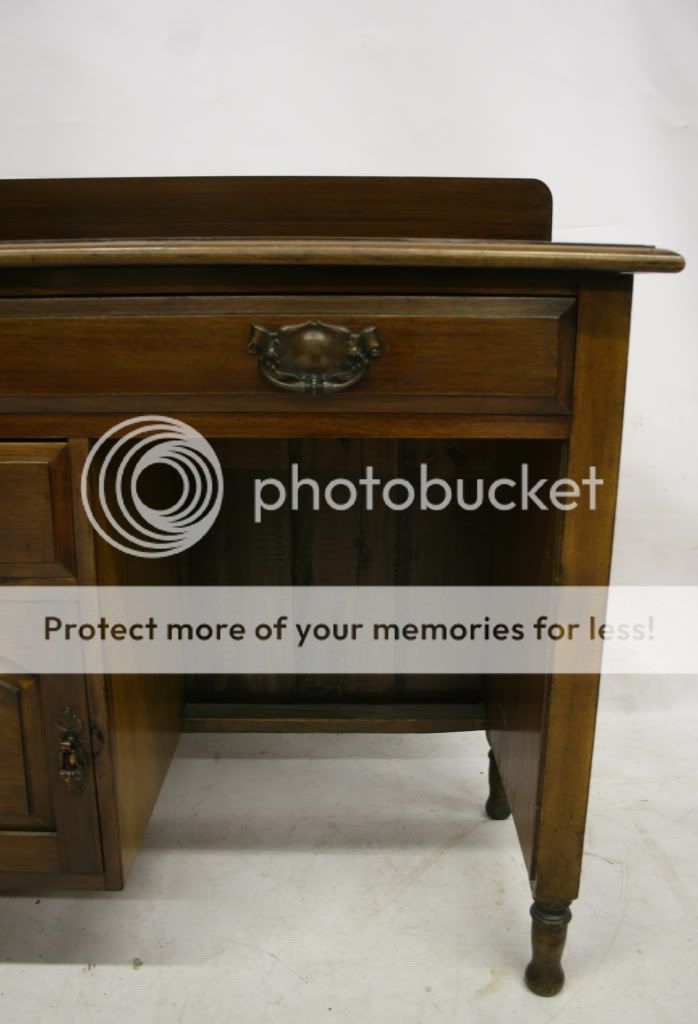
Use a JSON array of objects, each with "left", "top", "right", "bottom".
[{"left": 1, "top": 676, "right": 696, "bottom": 1024}]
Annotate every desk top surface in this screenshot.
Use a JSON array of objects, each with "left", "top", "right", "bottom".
[
  {"left": 0, "top": 176, "right": 684, "bottom": 273},
  {"left": 0, "top": 235, "right": 684, "bottom": 273}
]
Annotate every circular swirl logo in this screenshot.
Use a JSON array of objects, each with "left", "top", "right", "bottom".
[{"left": 81, "top": 416, "right": 223, "bottom": 558}]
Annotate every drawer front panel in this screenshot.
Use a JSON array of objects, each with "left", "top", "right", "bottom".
[
  {"left": 0, "top": 442, "right": 76, "bottom": 580},
  {"left": 0, "top": 296, "right": 575, "bottom": 415}
]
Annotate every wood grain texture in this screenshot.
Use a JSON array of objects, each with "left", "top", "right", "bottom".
[
  {"left": 0, "top": 176, "right": 682, "bottom": 935},
  {"left": 0, "top": 176, "right": 552, "bottom": 242},
  {"left": 0, "top": 870, "right": 107, "bottom": 892},
  {"left": 186, "top": 439, "right": 489, "bottom": 709},
  {"left": 0, "top": 442, "right": 76, "bottom": 580},
  {"left": 186, "top": 439, "right": 294, "bottom": 705},
  {"left": 486, "top": 440, "right": 566, "bottom": 869},
  {"left": 65, "top": 440, "right": 126, "bottom": 890},
  {"left": 0, "top": 413, "right": 573, "bottom": 440},
  {"left": 0, "top": 237, "right": 684, "bottom": 272},
  {"left": 88, "top": 447, "right": 184, "bottom": 886},
  {"left": 0, "top": 676, "right": 53, "bottom": 829},
  {"left": 525, "top": 902, "right": 572, "bottom": 997},
  {"left": 284, "top": 439, "right": 396, "bottom": 702},
  {"left": 394, "top": 440, "right": 494, "bottom": 703},
  {"left": 0, "top": 672, "right": 104, "bottom": 880},
  {"left": 0, "top": 442, "right": 106, "bottom": 886},
  {"left": 183, "top": 702, "right": 487, "bottom": 733},
  {"left": 530, "top": 276, "right": 634, "bottom": 905},
  {"left": 103, "top": 674, "right": 182, "bottom": 882},
  {"left": 487, "top": 278, "right": 633, "bottom": 905},
  {"left": 0, "top": 833, "right": 62, "bottom": 875},
  {"left": 0, "top": 296, "right": 576, "bottom": 417},
  {"left": 40, "top": 675, "right": 104, "bottom": 875},
  {"left": 0, "top": 265, "right": 583, "bottom": 299}
]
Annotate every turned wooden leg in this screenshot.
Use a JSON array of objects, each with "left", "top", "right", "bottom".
[
  {"left": 525, "top": 902, "right": 572, "bottom": 996},
  {"left": 485, "top": 748, "right": 511, "bottom": 820}
]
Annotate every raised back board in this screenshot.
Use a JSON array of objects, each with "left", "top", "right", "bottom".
[{"left": 0, "top": 176, "right": 553, "bottom": 242}]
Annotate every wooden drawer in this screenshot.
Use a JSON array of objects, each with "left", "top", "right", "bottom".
[
  {"left": 0, "top": 295, "right": 575, "bottom": 416},
  {"left": 0, "top": 442, "right": 76, "bottom": 580}
]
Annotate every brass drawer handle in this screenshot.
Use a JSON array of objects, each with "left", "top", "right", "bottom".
[{"left": 248, "top": 320, "right": 382, "bottom": 395}]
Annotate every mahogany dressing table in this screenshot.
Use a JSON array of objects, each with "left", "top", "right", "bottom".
[{"left": 0, "top": 177, "right": 684, "bottom": 994}]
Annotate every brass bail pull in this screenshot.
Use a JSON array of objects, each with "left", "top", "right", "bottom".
[{"left": 248, "top": 320, "right": 382, "bottom": 395}]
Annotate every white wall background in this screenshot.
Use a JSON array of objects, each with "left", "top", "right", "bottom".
[{"left": 1, "top": 0, "right": 696, "bottom": 585}]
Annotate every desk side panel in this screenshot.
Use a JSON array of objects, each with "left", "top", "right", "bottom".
[
  {"left": 487, "top": 276, "right": 633, "bottom": 902},
  {"left": 87, "top": 449, "right": 184, "bottom": 887}
]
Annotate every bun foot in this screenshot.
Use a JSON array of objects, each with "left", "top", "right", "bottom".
[
  {"left": 524, "top": 902, "right": 572, "bottom": 996},
  {"left": 485, "top": 748, "right": 511, "bottom": 820}
]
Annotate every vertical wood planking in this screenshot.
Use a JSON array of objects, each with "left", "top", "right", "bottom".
[
  {"left": 397, "top": 440, "right": 495, "bottom": 702},
  {"left": 291, "top": 439, "right": 399, "bottom": 701},
  {"left": 186, "top": 440, "right": 294, "bottom": 703}
]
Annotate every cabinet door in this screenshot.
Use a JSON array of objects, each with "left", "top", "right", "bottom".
[{"left": 0, "top": 674, "right": 103, "bottom": 883}]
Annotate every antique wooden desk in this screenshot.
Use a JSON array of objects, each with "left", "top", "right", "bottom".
[{"left": 0, "top": 177, "right": 683, "bottom": 994}]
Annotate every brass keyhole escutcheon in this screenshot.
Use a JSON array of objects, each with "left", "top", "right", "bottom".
[{"left": 56, "top": 706, "right": 88, "bottom": 794}]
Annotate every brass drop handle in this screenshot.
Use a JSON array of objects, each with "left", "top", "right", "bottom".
[{"left": 248, "top": 320, "right": 382, "bottom": 395}]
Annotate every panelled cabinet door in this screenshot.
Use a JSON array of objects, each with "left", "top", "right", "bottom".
[{"left": 0, "top": 674, "right": 103, "bottom": 882}]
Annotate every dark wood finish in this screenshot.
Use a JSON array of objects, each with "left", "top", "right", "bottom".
[
  {"left": 394, "top": 439, "right": 494, "bottom": 702},
  {"left": 88, "top": 447, "right": 183, "bottom": 885},
  {"left": 0, "top": 265, "right": 584, "bottom": 298},
  {"left": 186, "top": 439, "right": 294, "bottom": 705},
  {"left": 525, "top": 902, "right": 572, "bottom": 997},
  {"left": 485, "top": 748, "right": 511, "bottom": 820},
  {"left": 486, "top": 440, "right": 566, "bottom": 869},
  {"left": 0, "top": 677, "right": 53, "bottom": 830},
  {"left": 186, "top": 439, "right": 490, "bottom": 709},
  {"left": 183, "top": 702, "right": 487, "bottom": 733},
  {"left": 0, "top": 238, "right": 683, "bottom": 273},
  {"left": 0, "top": 871, "right": 107, "bottom": 891},
  {"left": 0, "top": 547, "right": 101, "bottom": 885},
  {"left": 289, "top": 439, "right": 398, "bottom": 703},
  {"left": 0, "top": 440, "right": 183, "bottom": 890},
  {"left": 488, "top": 279, "right": 633, "bottom": 896},
  {"left": 0, "top": 176, "right": 552, "bottom": 242},
  {"left": 101, "top": 674, "right": 182, "bottom": 881},
  {"left": 0, "top": 413, "right": 573, "bottom": 441},
  {"left": 530, "top": 277, "right": 633, "bottom": 907},
  {"left": 39, "top": 676, "right": 103, "bottom": 874},
  {"left": 0, "top": 673, "right": 103, "bottom": 883},
  {"left": 484, "top": 277, "right": 633, "bottom": 990},
  {"left": 0, "top": 295, "right": 576, "bottom": 417},
  {"left": 0, "top": 443, "right": 76, "bottom": 580},
  {"left": 0, "top": 177, "right": 684, "bottom": 994}
]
